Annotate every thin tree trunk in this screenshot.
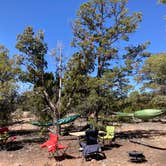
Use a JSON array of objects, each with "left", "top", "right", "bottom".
[
  {"left": 43, "top": 90, "right": 60, "bottom": 133},
  {"left": 94, "top": 110, "right": 99, "bottom": 123}
]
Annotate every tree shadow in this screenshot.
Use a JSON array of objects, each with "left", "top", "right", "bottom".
[
  {"left": 102, "top": 143, "right": 122, "bottom": 151},
  {"left": 0, "top": 142, "right": 24, "bottom": 151},
  {"left": 8, "top": 128, "right": 45, "bottom": 145},
  {"left": 54, "top": 153, "right": 78, "bottom": 161},
  {"left": 129, "top": 140, "right": 166, "bottom": 150},
  {"left": 116, "top": 129, "right": 166, "bottom": 139},
  {"left": 7, "top": 120, "right": 24, "bottom": 126},
  {"left": 6, "top": 144, "right": 24, "bottom": 151},
  {"left": 16, "top": 137, "right": 45, "bottom": 144},
  {"left": 9, "top": 129, "right": 40, "bottom": 137},
  {"left": 84, "top": 152, "right": 106, "bottom": 161},
  {"left": 2, "top": 128, "right": 46, "bottom": 151},
  {"left": 1, "top": 136, "right": 45, "bottom": 151}
]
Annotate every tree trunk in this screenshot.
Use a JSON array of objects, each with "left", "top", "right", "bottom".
[
  {"left": 94, "top": 110, "right": 99, "bottom": 124},
  {"left": 43, "top": 90, "right": 61, "bottom": 134}
]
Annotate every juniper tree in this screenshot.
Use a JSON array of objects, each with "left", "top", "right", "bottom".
[
  {"left": 16, "top": 27, "right": 60, "bottom": 130},
  {"left": 0, "top": 45, "right": 21, "bottom": 125},
  {"left": 70, "top": 0, "right": 148, "bottom": 122}
]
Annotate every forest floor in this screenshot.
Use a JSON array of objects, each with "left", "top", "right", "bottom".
[{"left": 0, "top": 112, "right": 166, "bottom": 166}]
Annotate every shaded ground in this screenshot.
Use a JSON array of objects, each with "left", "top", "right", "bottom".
[{"left": 0, "top": 116, "right": 166, "bottom": 166}]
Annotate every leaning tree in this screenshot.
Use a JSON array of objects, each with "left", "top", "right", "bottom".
[{"left": 16, "top": 26, "right": 61, "bottom": 131}]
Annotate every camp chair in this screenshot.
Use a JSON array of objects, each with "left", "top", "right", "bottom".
[
  {"left": 80, "top": 129, "right": 105, "bottom": 161},
  {"left": 100, "top": 126, "right": 115, "bottom": 145},
  {"left": 0, "top": 127, "right": 9, "bottom": 148},
  {"left": 41, "top": 133, "right": 68, "bottom": 156},
  {"left": 0, "top": 127, "right": 9, "bottom": 133},
  {"left": 0, "top": 127, "right": 16, "bottom": 150}
]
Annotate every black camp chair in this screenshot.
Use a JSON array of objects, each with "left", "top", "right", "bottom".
[{"left": 80, "top": 129, "right": 105, "bottom": 161}]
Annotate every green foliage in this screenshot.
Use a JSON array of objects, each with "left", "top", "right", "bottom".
[
  {"left": 16, "top": 26, "right": 48, "bottom": 87},
  {"left": 88, "top": 117, "right": 104, "bottom": 130},
  {"left": 72, "top": 0, "right": 142, "bottom": 76},
  {"left": 15, "top": 26, "right": 60, "bottom": 123},
  {"left": 0, "top": 131, "right": 9, "bottom": 142},
  {"left": 19, "top": 90, "right": 52, "bottom": 122},
  {"left": 150, "top": 95, "right": 166, "bottom": 108},
  {"left": 0, "top": 131, "right": 9, "bottom": 150},
  {"left": 62, "top": 55, "right": 114, "bottom": 117},
  {"left": 122, "top": 91, "right": 154, "bottom": 112},
  {"left": 62, "top": 53, "right": 89, "bottom": 115},
  {"left": 138, "top": 53, "right": 166, "bottom": 95},
  {"left": 0, "top": 45, "right": 21, "bottom": 126},
  {"left": 159, "top": 0, "right": 166, "bottom": 4},
  {"left": 66, "top": 0, "right": 149, "bottom": 122}
]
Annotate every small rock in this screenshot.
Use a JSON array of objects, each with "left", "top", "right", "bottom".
[{"left": 9, "top": 154, "right": 13, "bottom": 158}]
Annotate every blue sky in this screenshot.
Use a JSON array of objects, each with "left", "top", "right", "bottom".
[{"left": 0, "top": 0, "right": 166, "bottom": 74}]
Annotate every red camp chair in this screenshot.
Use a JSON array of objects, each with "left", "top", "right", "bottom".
[
  {"left": 0, "top": 127, "right": 9, "bottom": 134},
  {"left": 41, "top": 133, "right": 68, "bottom": 155},
  {"left": 0, "top": 127, "right": 9, "bottom": 146},
  {"left": 0, "top": 127, "right": 16, "bottom": 150}
]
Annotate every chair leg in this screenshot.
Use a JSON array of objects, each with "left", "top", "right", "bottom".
[
  {"left": 104, "top": 139, "right": 111, "bottom": 145},
  {"left": 102, "top": 138, "right": 105, "bottom": 145},
  {"left": 109, "top": 139, "right": 112, "bottom": 145}
]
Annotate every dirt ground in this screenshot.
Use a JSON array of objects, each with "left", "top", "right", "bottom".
[{"left": 0, "top": 115, "right": 166, "bottom": 166}]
